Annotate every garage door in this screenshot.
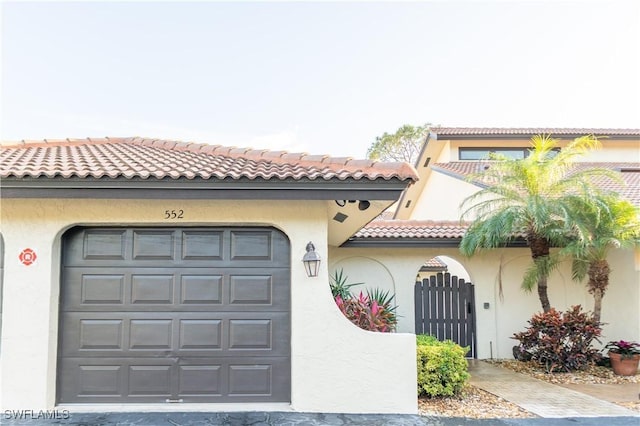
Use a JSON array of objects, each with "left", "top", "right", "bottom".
[{"left": 58, "top": 227, "right": 290, "bottom": 404}]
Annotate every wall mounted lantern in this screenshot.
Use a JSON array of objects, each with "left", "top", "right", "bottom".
[{"left": 302, "top": 241, "right": 321, "bottom": 277}]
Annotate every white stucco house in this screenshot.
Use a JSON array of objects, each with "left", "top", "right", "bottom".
[
  {"left": 0, "top": 137, "right": 419, "bottom": 413},
  {"left": 0, "top": 128, "right": 638, "bottom": 414},
  {"left": 332, "top": 127, "right": 640, "bottom": 360}
]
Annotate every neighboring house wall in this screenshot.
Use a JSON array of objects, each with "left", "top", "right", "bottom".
[
  {"left": 330, "top": 246, "right": 639, "bottom": 359},
  {"left": 411, "top": 172, "right": 478, "bottom": 221},
  {"left": 447, "top": 139, "right": 639, "bottom": 162},
  {"left": 0, "top": 198, "right": 416, "bottom": 413}
]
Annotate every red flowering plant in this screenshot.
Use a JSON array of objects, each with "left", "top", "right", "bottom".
[
  {"left": 603, "top": 340, "right": 640, "bottom": 359},
  {"left": 330, "top": 269, "right": 397, "bottom": 332}
]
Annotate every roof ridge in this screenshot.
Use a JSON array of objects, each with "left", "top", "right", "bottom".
[
  {"left": 431, "top": 127, "right": 640, "bottom": 136},
  {"left": 0, "top": 137, "right": 127, "bottom": 149}
]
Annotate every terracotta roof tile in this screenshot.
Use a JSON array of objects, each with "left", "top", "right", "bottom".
[
  {"left": 432, "top": 162, "right": 640, "bottom": 206},
  {"left": 354, "top": 220, "right": 468, "bottom": 239},
  {"left": 0, "top": 137, "right": 418, "bottom": 182},
  {"left": 421, "top": 257, "right": 448, "bottom": 270},
  {"left": 432, "top": 127, "right": 640, "bottom": 137}
]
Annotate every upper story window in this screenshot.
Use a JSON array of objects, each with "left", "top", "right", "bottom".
[{"left": 459, "top": 147, "right": 559, "bottom": 160}]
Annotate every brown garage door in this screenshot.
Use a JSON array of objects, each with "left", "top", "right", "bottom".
[{"left": 58, "top": 227, "right": 290, "bottom": 404}]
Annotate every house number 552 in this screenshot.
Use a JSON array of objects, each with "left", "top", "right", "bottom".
[{"left": 164, "top": 209, "right": 184, "bottom": 219}]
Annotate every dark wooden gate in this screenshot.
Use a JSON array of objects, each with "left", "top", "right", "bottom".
[{"left": 414, "top": 272, "right": 477, "bottom": 358}]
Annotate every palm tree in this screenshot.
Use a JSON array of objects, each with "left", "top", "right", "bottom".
[
  {"left": 459, "top": 134, "right": 615, "bottom": 312},
  {"left": 562, "top": 194, "right": 640, "bottom": 323}
]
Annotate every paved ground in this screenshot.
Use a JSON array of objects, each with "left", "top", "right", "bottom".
[
  {"left": 1, "top": 361, "right": 638, "bottom": 425},
  {"left": 558, "top": 382, "right": 639, "bottom": 403},
  {"left": 467, "top": 360, "right": 638, "bottom": 418},
  {"left": 1, "top": 411, "right": 639, "bottom": 426}
]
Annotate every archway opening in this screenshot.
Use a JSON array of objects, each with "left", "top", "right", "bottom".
[{"left": 414, "top": 255, "right": 476, "bottom": 358}]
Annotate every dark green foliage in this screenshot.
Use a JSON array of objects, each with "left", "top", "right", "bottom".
[
  {"left": 512, "top": 305, "right": 602, "bottom": 373},
  {"left": 416, "top": 335, "right": 469, "bottom": 397},
  {"left": 329, "top": 268, "right": 363, "bottom": 300}
]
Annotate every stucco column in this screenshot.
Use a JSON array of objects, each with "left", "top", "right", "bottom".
[{"left": 0, "top": 220, "right": 60, "bottom": 409}]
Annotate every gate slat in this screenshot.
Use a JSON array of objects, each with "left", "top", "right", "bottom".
[
  {"left": 428, "top": 275, "right": 437, "bottom": 336},
  {"left": 458, "top": 278, "right": 469, "bottom": 351},
  {"left": 451, "top": 276, "right": 460, "bottom": 345},
  {"left": 436, "top": 273, "right": 444, "bottom": 340},
  {"left": 443, "top": 273, "right": 452, "bottom": 340},
  {"left": 414, "top": 280, "right": 423, "bottom": 334},
  {"left": 468, "top": 283, "right": 477, "bottom": 358}
]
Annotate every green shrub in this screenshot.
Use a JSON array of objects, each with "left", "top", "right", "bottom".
[{"left": 416, "top": 335, "right": 469, "bottom": 397}]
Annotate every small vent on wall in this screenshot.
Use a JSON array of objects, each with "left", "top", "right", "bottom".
[
  {"left": 405, "top": 200, "right": 412, "bottom": 208},
  {"left": 333, "top": 212, "right": 348, "bottom": 223},
  {"left": 423, "top": 157, "right": 431, "bottom": 167}
]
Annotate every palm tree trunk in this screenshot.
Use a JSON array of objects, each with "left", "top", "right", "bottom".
[
  {"left": 588, "top": 259, "right": 610, "bottom": 324},
  {"left": 536, "top": 275, "right": 551, "bottom": 313},
  {"left": 529, "top": 234, "right": 552, "bottom": 313},
  {"left": 592, "top": 289, "right": 604, "bottom": 324}
]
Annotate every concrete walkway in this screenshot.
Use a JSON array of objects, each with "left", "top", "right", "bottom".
[{"left": 468, "top": 360, "right": 639, "bottom": 418}]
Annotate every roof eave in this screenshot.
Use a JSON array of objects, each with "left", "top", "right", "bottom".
[
  {"left": 431, "top": 133, "right": 640, "bottom": 141},
  {"left": 341, "top": 237, "right": 529, "bottom": 248},
  {"left": 0, "top": 176, "right": 413, "bottom": 200}
]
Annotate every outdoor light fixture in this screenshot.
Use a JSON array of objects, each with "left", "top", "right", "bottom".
[
  {"left": 302, "top": 241, "right": 321, "bottom": 277},
  {"left": 358, "top": 200, "right": 370, "bottom": 211},
  {"left": 334, "top": 200, "right": 371, "bottom": 211}
]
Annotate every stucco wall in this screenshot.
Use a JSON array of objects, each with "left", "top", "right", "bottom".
[
  {"left": 0, "top": 198, "right": 417, "bottom": 413},
  {"left": 331, "top": 246, "right": 640, "bottom": 360},
  {"left": 411, "top": 172, "right": 478, "bottom": 221}
]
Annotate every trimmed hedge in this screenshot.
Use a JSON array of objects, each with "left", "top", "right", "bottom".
[{"left": 416, "top": 335, "right": 470, "bottom": 397}]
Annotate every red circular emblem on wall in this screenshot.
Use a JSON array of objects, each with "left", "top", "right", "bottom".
[{"left": 19, "top": 248, "right": 37, "bottom": 266}]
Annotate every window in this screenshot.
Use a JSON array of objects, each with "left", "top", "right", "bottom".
[{"left": 459, "top": 147, "right": 559, "bottom": 160}]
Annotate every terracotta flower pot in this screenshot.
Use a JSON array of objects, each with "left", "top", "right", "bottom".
[{"left": 609, "top": 351, "right": 640, "bottom": 376}]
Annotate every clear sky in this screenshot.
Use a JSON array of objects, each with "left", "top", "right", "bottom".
[{"left": 2, "top": 1, "right": 639, "bottom": 158}]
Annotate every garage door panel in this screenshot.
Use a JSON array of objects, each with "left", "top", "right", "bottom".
[
  {"left": 229, "top": 275, "right": 272, "bottom": 305},
  {"left": 62, "top": 311, "right": 289, "bottom": 357},
  {"left": 181, "top": 231, "right": 223, "bottom": 260},
  {"left": 129, "top": 319, "right": 173, "bottom": 350},
  {"left": 128, "top": 365, "right": 173, "bottom": 396},
  {"left": 77, "top": 365, "right": 123, "bottom": 397},
  {"left": 59, "top": 357, "right": 290, "bottom": 403},
  {"left": 179, "top": 319, "right": 222, "bottom": 350},
  {"left": 64, "top": 228, "right": 290, "bottom": 268},
  {"left": 133, "top": 230, "right": 175, "bottom": 260},
  {"left": 79, "top": 319, "right": 124, "bottom": 350},
  {"left": 63, "top": 268, "right": 289, "bottom": 311},
  {"left": 181, "top": 275, "right": 223, "bottom": 304},
  {"left": 131, "top": 274, "right": 175, "bottom": 304},
  {"left": 178, "top": 365, "right": 222, "bottom": 396},
  {"left": 80, "top": 274, "right": 125, "bottom": 304},
  {"left": 59, "top": 227, "right": 290, "bottom": 404},
  {"left": 82, "top": 229, "right": 127, "bottom": 261},
  {"left": 230, "top": 231, "right": 272, "bottom": 260}
]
